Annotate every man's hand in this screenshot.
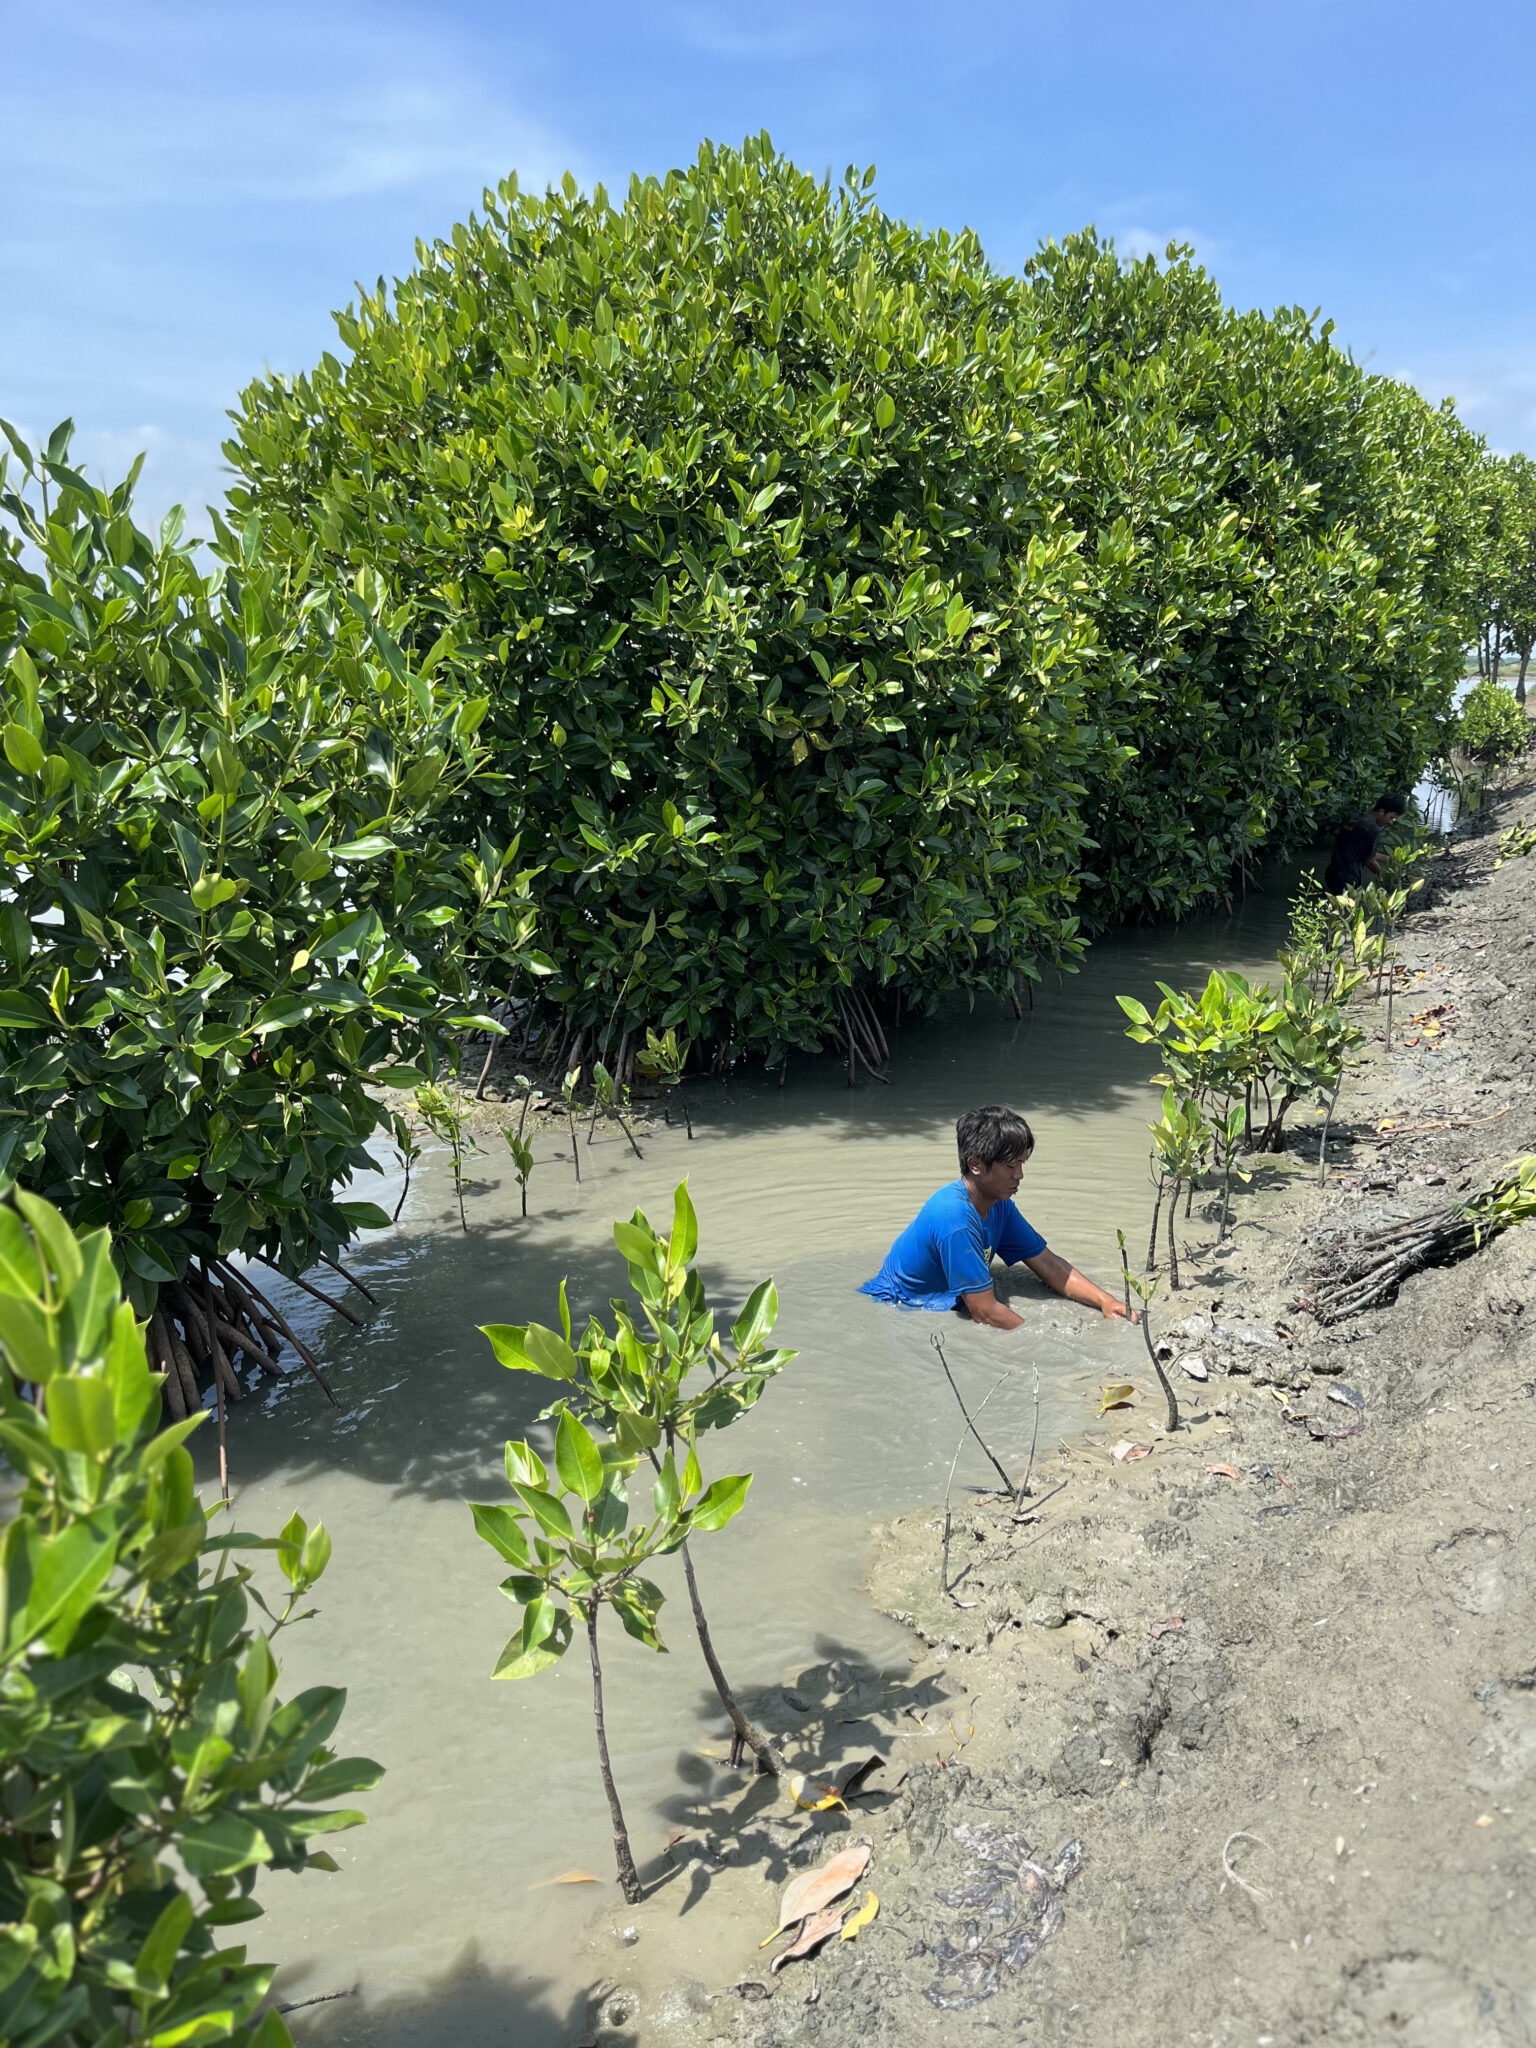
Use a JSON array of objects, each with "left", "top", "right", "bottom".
[{"left": 1026, "top": 1249, "right": 1136, "bottom": 1322}]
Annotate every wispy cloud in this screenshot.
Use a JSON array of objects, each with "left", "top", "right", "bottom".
[{"left": 1, "top": 0, "right": 582, "bottom": 209}]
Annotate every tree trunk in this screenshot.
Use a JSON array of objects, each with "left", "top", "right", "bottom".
[
  {"left": 1146, "top": 1170, "right": 1165, "bottom": 1271},
  {"left": 585, "top": 1602, "right": 643, "bottom": 1903},
  {"left": 1518, "top": 649, "right": 1530, "bottom": 707},
  {"left": 1491, "top": 624, "right": 1503, "bottom": 690}
]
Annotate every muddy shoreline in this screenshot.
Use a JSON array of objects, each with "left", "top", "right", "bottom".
[{"left": 567, "top": 777, "right": 1536, "bottom": 2048}]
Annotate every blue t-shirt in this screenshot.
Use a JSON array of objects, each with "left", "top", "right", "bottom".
[{"left": 860, "top": 1180, "right": 1047, "bottom": 1312}]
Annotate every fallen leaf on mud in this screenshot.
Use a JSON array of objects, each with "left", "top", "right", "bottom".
[
  {"left": 831, "top": 1755, "right": 886, "bottom": 1801},
  {"left": 1376, "top": 1119, "right": 1399, "bottom": 1131},
  {"left": 840, "top": 1892, "right": 880, "bottom": 1941},
  {"left": 762, "top": 1843, "right": 872, "bottom": 1943},
  {"left": 787, "top": 1774, "right": 847, "bottom": 1813},
  {"left": 1151, "top": 1616, "right": 1185, "bottom": 1638},
  {"left": 1099, "top": 1383, "right": 1137, "bottom": 1414},
  {"left": 1111, "top": 1440, "right": 1151, "bottom": 1462},
  {"left": 770, "top": 1906, "right": 846, "bottom": 1972},
  {"left": 528, "top": 1870, "right": 601, "bottom": 1888},
  {"left": 1205, "top": 1463, "right": 1239, "bottom": 1482}
]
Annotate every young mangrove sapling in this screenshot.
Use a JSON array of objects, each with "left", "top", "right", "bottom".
[
  {"left": 468, "top": 1401, "right": 751, "bottom": 1901},
  {"left": 414, "top": 1081, "right": 479, "bottom": 1232},
  {"left": 479, "top": 1181, "right": 795, "bottom": 1775},
  {"left": 1117, "top": 1232, "right": 1179, "bottom": 1433}
]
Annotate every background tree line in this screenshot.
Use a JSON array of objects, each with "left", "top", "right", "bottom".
[{"left": 0, "top": 133, "right": 1517, "bottom": 1412}]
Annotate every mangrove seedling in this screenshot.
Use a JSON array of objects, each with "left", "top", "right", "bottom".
[
  {"left": 587, "top": 1060, "right": 645, "bottom": 1161},
  {"left": 503, "top": 1075, "right": 539, "bottom": 1217},
  {"left": 637, "top": 1027, "right": 695, "bottom": 1140},
  {"left": 479, "top": 1181, "right": 795, "bottom": 1775},
  {"left": 561, "top": 1066, "right": 583, "bottom": 1185},
  {"left": 1117, "top": 1232, "right": 1180, "bottom": 1433},
  {"left": 392, "top": 1112, "right": 424, "bottom": 1225},
  {"left": 415, "top": 1081, "right": 479, "bottom": 1232},
  {"left": 503, "top": 1130, "right": 535, "bottom": 1219},
  {"left": 468, "top": 1408, "right": 751, "bottom": 1902},
  {"left": 1147, "top": 1089, "right": 1212, "bottom": 1286}
]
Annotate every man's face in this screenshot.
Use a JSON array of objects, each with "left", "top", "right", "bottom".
[
  {"left": 1373, "top": 807, "right": 1402, "bottom": 828},
  {"left": 967, "top": 1150, "right": 1031, "bottom": 1204}
]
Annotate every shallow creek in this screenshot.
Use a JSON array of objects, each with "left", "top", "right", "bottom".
[{"left": 204, "top": 889, "right": 1292, "bottom": 2045}]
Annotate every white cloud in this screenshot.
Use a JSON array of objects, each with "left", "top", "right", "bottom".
[{"left": 1, "top": 0, "right": 583, "bottom": 210}]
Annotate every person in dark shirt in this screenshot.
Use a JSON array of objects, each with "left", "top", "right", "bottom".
[
  {"left": 860, "top": 1104, "right": 1133, "bottom": 1330},
  {"left": 1324, "top": 792, "right": 1407, "bottom": 894}
]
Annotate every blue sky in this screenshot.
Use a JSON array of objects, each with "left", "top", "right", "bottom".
[{"left": 5, "top": 0, "right": 1534, "bottom": 530}]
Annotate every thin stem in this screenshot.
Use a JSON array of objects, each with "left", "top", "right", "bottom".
[
  {"left": 1166, "top": 1181, "right": 1181, "bottom": 1290},
  {"left": 1020, "top": 1365, "right": 1042, "bottom": 1500},
  {"left": 1139, "top": 1311, "right": 1180, "bottom": 1433},
  {"left": 1147, "top": 1168, "right": 1165, "bottom": 1271},
  {"left": 1318, "top": 1076, "right": 1342, "bottom": 1185},
  {"left": 932, "top": 1335, "right": 1018, "bottom": 1501},
  {"left": 680, "top": 1541, "right": 783, "bottom": 1775},
  {"left": 585, "top": 1601, "right": 643, "bottom": 1903},
  {"left": 567, "top": 1106, "right": 581, "bottom": 1184}
]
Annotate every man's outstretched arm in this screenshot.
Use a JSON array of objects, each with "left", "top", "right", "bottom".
[
  {"left": 959, "top": 1286, "right": 1025, "bottom": 1330},
  {"left": 1025, "top": 1248, "right": 1133, "bottom": 1321}
]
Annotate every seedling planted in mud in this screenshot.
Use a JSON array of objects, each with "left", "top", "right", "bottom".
[
  {"left": 561, "top": 1066, "right": 583, "bottom": 1184},
  {"left": 1117, "top": 1232, "right": 1179, "bottom": 1433},
  {"left": 479, "top": 1182, "right": 796, "bottom": 1777},
  {"left": 637, "top": 1026, "right": 694, "bottom": 1139},
  {"left": 468, "top": 1402, "right": 750, "bottom": 1901},
  {"left": 415, "top": 1081, "right": 480, "bottom": 1232}
]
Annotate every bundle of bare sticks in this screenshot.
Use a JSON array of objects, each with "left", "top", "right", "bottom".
[{"left": 1306, "top": 1157, "right": 1536, "bottom": 1325}]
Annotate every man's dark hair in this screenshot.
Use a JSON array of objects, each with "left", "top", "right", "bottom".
[
  {"left": 1373, "top": 792, "right": 1408, "bottom": 816},
  {"left": 957, "top": 1104, "right": 1035, "bottom": 1175}
]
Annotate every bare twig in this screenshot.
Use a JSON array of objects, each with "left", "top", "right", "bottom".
[{"left": 932, "top": 1336, "right": 1018, "bottom": 1501}]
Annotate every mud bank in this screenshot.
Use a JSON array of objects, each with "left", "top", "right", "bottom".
[{"left": 577, "top": 784, "right": 1536, "bottom": 2048}]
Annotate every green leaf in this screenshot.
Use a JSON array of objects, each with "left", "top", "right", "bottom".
[
  {"left": 731, "top": 1278, "right": 779, "bottom": 1356},
  {"left": 178, "top": 1811, "right": 274, "bottom": 1876},
  {"left": 613, "top": 1219, "right": 662, "bottom": 1275},
  {"left": 0, "top": 992, "right": 52, "bottom": 1030},
  {"left": 468, "top": 1501, "right": 533, "bottom": 1567},
  {"left": 688, "top": 1472, "right": 752, "bottom": 1533},
  {"left": 45, "top": 1374, "right": 117, "bottom": 1457},
  {"left": 522, "top": 1323, "right": 578, "bottom": 1380},
  {"left": 669, "top": 1181, "right": 698, "bottom": 1271},
  {"left": 2, "top": 723, "right": 44, "bottom": 776},
  {"left": 492, "top": 1596, "right": 572, "bottom": 1679},
  {"left": 513, "top": 1483, "right": 574, "bottom": 1541},
  {"left": 555, "top": 1410, "right": 604, "bottom": 1504},
  {"left": 336, "top": 1202, "right": 392, "bottom": 1231}
]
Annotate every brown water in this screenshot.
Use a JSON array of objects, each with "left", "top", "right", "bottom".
[{"left": 206, "top": 888, "right": 1294, "bottom": 2046}]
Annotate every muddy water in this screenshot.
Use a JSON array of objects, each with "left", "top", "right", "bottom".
[{"left": 208, "top": 887, "right": 1294, "bottom": 2046}]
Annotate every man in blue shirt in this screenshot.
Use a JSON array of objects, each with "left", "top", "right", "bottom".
[{"left": 860, "top": 1104, "right": 1133, "bottom": 1329}]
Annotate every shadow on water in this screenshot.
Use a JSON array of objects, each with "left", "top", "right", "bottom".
[{"left": 281, "top": 1945, "right": 591, "bottom": 2048}]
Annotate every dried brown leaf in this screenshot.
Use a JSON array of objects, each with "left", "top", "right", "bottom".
[
  {"left": 769, "top": 1905, "right": 846, "bottom": 1972},
  {"left": 763, "top": 1842, "right": 872, "bottom": 1942}
]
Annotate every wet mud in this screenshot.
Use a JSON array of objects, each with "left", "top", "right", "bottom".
[{"left": 565, "top": 779, "right": 1536, "bottom": 2048}]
